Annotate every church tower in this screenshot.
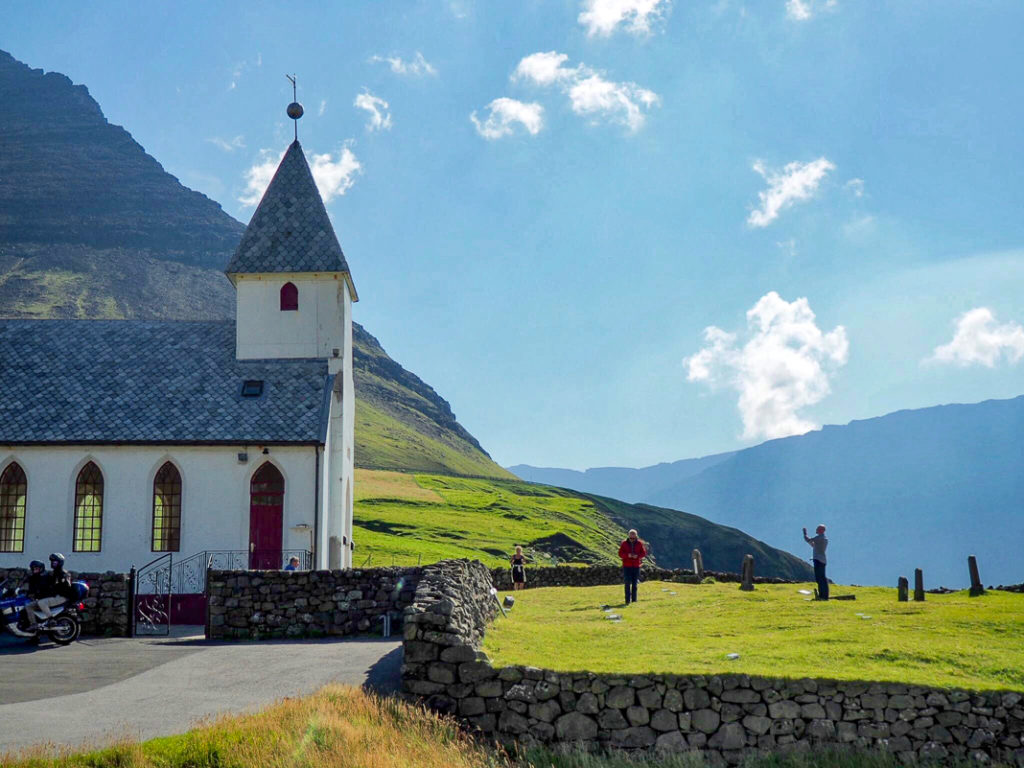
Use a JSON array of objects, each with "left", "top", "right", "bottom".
[{"left": 225, "top": 95, "right": 358, "bottom": 569}]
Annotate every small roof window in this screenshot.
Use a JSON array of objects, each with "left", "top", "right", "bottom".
[{"left": 241, "top": 380, "right": 264, "bottom": 398}]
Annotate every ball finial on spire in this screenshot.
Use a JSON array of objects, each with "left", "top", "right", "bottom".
[{"left": 285, "top": 74, "right": 302, "bottom": 140}]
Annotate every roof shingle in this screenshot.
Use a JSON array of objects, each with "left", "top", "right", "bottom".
[{"left": 0, "top": 320, "right": 332, "bottom": 444}]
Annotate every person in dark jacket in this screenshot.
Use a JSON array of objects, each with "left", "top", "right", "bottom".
[
  {"left": 618, "top": 530, "right": 647, "bottom": 605},
  {"left": 802, "top": 525, "right": 829, "bottom": 600},
  {"left": 27, "top": 553, "right": 73, "bottom": 630}
]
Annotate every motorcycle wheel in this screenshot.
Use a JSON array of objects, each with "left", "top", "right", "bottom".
[{"left": 48, "top": 616, "right": 79, "bottom": 645}]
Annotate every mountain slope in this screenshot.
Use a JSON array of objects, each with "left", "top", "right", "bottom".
[
  {"left": 646, "top": 396, "right": 1024, "bottom": 587},
  {"left": 508, "top": 451, "right": 735, "bottom": 502},
  {"left": 354, "top": 469, "right": 812, "bottom": 578}
]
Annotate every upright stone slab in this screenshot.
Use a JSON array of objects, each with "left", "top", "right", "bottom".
[
  {"left": 739, "top": 554, "right": 755, "bottom": 591},
  {"left": 692, "top": 549, "right": 705, "bottom": 579},
  {"left": 968, "top": 555, "right": 984, "bottom": 596},
  {"left": 897, "top": 576, "right": 909, "bottom": 602},
  {"left": 913, "top": 569, "right": 925, "bottom": 601}
]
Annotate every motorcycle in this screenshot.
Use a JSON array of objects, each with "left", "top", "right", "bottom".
[{"left": 0, "top": 578, "right": 89, "bottom": 645}]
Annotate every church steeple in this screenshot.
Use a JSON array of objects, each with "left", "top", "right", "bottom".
[{"left": 225, "top": 140, "right": 357, "bottom": 301}]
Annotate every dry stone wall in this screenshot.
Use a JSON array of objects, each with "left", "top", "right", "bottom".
[
  {"left": 0, "top": 567, "right": 130, "bottom": 636},
  {"left": 490, "top": 564, "right": 796, "bottom": 591},
  {"left": 206, "top": 566, "right": 420, "bottom": 639},
  {"left": 402, "top": 560, "right": 1024, "bottom": 765}
]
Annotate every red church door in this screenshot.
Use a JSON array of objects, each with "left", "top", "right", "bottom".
[{"left": 249, "top": 463, "right": 284, "bottom": 569}]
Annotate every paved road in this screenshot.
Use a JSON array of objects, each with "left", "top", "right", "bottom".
[{"left": 0, "top": 631, "right": 401, "bottom": 756}]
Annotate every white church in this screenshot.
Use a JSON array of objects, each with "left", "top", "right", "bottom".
[{"left": 0, "top": 136, "right": 358, "bottom": 576}]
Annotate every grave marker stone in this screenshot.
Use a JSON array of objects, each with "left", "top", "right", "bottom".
[
  {"left": 897, "top": 576, "right": 909, "bottom": 602},
  {"left": 739, "top": 554, "right": 755, "bottom": 591},
  {"left": 914, "top": 569, "right": 925, "bottom": 602},
  {"left": 968, "top": 555, "right": 984, "bottom": 596}
]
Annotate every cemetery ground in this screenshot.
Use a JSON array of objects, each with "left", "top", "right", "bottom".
[{"left": 483, "top": 582, "right": 1024, "bottom": 691}]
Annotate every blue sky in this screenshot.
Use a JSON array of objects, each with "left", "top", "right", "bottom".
[{"left": 6, "top": 1, "right": 1024, "bottom": 469}]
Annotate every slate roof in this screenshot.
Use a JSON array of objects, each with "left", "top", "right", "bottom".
[
  {"left": 225, "top": 141, "right": 355, "bottom": 292},
  {"left": 0, "top": 320, "right": 332, "bottom": 444}
]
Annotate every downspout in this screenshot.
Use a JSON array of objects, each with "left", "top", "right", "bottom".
[{"left": 313, "top": 445, "right": 321, "bottom": 568}]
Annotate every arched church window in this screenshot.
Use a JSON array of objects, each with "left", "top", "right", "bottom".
[
  {"left": 73, "top": 462, "right": 103, "bottom": 552},
  {"left": 152, "top": 462, "right": 182, "bottom": 552},
  {"left": 280, "top": 282, "right": 298, "bottom": 311},
  {"left": 0, "top": 462, "right": 27, "bottom": 553}
]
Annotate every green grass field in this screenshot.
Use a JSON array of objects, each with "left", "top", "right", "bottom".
[
  {"left": 353, "top": 469, "right": 625, "bottom": 567},
  {"left": 484, "top": 581, "right": 1024, "bottom": 691}
]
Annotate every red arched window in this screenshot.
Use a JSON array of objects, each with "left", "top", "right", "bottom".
[
  {"left": 73, "top": 462, "right": 103, "bottom": 552},
  {"left": 152, "top": 462, "right": 182, "bottom": 552},
  {"left": 280, "top": 282, "right": 298, "bottom": 311},
  {"left": 0, "top": 462, "right": 27, "bottom": 553}
]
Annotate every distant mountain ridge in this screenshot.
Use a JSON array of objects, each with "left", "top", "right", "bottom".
[
  {"left": 514, "top": 396, "right": 1024, "bottom": 587},
  {"left": 509, "top": 451, "right": 736, "bottom": 502}
]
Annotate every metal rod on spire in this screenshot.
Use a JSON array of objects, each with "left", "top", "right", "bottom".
[{"left": 286, "top": 74, "right": 303, "bottom": 142}]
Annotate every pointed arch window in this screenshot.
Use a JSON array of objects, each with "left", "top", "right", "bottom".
[
  {"left": 73, "top": 462, "right": 103, "bottom": 552},
  {"left": 0, "top": 463, "right": 27, "bottom": 553},
  {"left": 152, "top": 462, "right": 182, "bottom": 552},
  {"left": 280, "top": 282, "right": 298, "bottom": 311}
]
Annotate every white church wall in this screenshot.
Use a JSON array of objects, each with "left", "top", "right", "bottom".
[
  {"left": 235, "top": 273, "right": 347, "bottom": 360},
  {"left": 0, "top": 445, "right": 319, "bottom": 574}
]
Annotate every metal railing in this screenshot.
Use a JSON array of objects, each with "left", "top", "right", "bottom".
[{"left": 358, "top": 550, "right": 423, "bottom": 568}]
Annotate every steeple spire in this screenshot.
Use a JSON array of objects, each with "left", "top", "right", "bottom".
[{"left": 286, "top": 74, "right": 303, "bottom": 141}]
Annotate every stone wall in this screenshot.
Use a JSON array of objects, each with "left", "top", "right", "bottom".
[
  {"left": 401, "top": 559, "right": 500, "bottom": 711},
  {"left": 0, "top": 567, "right": 130, "bottom": 636},
  {"left": 402, "top": 560, "right": 1024, "bottom": 765},
  {"left": 490, "top": 564, "right": 797, "bottom": 591},
  {"left": 205, "top": 566, "right": 420, "bottom": 639}
]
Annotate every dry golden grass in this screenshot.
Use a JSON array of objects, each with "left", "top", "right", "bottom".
[
  {"left": 355, "top": 468, "right": 445, "bottom": 504},
  {"left": 1, "top": 685, "right": 510, "bottom": 768}
]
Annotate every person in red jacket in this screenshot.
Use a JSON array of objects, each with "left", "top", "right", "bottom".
[{"left": 618, "top": 529, "right": 647, "bottom": 604}]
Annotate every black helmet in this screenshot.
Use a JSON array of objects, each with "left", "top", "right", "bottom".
[
  {"left": 48, "top": 553, "right": 65, "bottom": 568},
  {"left": 29, "top": 560, "right": 45, "bottom": 571}
]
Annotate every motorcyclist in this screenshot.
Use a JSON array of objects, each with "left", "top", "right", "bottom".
[{"left": 25, "top": 553, "right": 73, "bottom": 633}]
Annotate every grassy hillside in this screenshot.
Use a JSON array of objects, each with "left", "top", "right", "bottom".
[
  {"left": 585, "top": 494, "right": 812, "bottom": 581},
  {"left": 485, "top": 582, "right": 1024, "bottom": 690},
  {"left": 353, "top": 470, "right": 812, "bottom": 578}
]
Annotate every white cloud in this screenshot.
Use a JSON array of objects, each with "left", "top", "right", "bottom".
[
  {"left": 318, "top": 99, "right": 327, "bottom": 117},
  {"left": 786, "top": 0, "right": 838, "bottom": 21},
  {"left": 579, "top": 0, "right": 670, "bottom": 37},
  {"left": 845, "top": 177, "right": 865, "bottom": 197},
  {"left": 513, "top": 51, "right": 659, "bottom": 132},
  {"left": 354, "top": 91, "right": 392, "bottom": 132},
  {"left": 206, "top": 135, "right": 246, "bottom": 152},
  {"left": 685, "top": 292, "right": 849, "bottom": 441},
  {"left": 370, "top": 51, "right": 437, "bottom": 77},
  {"left": 928, "top": 308, "right": 1024, "bottom": 368},
  {"left": 747, "top": 157, "right": 835, "bottom": 227},
  {"left": 786, "top": 0, "right": 812, "bottom": 20},
  {"left": 238, "top": 145, "right": 362, "bottom": 207},
  {"left": 471, "top": 98, "right": 544, "bottom": 140}
]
